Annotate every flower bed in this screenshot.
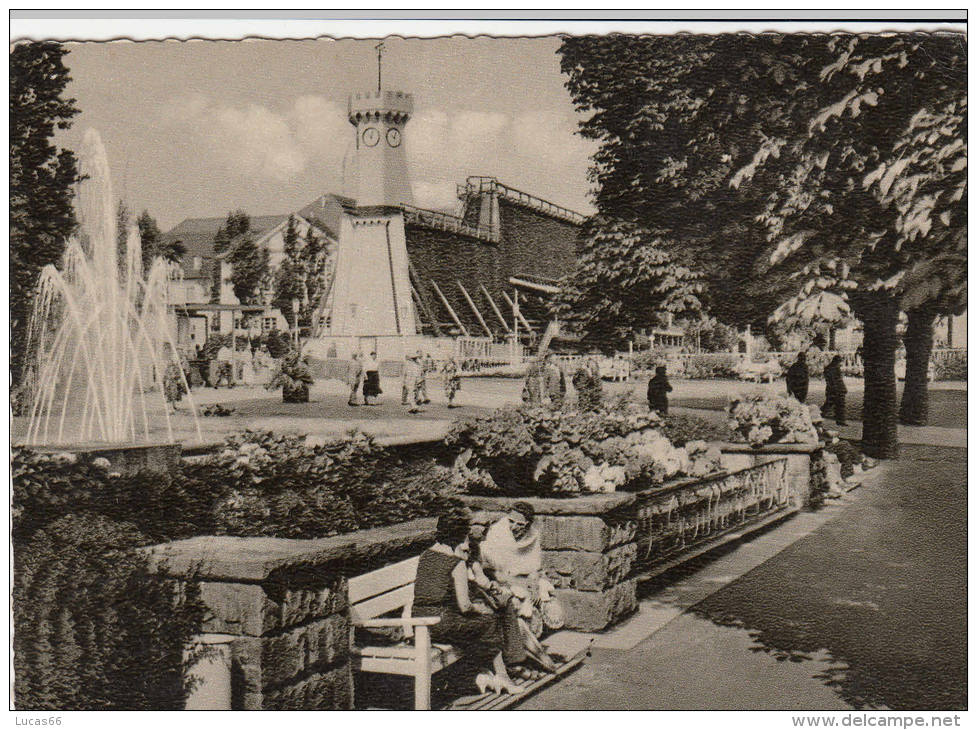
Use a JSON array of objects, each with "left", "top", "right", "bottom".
[
  {"left": 444, "top": 400, "right": 725, "bottom": 497},
  {"left": 727, "top": 392, "right": 818, "bottom": 448}
]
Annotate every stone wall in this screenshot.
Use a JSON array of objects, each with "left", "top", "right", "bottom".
[
  {"left": 719, "top": 442, "right": 817, "bottom": 506},
  {"left": 461, "top": 493, "right": 640, "bottom": 632},
  {"left": 459, "top": 450, "right": 812, "bottom": 633},
  {"left": 146, "top": 519, "right": 435, "bottom": 710},
  {"left": 32, "top": 442, "right": 181, "bottom": 476}
]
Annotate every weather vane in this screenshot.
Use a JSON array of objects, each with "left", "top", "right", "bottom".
[{"left": 375, "top": 41, "right": 385, "bottom": 93}]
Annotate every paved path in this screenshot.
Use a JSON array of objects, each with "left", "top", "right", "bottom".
[{"left": 521, "top": 442, "right": 967, "bottom": 710}]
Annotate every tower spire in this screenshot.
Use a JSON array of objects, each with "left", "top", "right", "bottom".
[{"left": 375, "top": 41, "right": 384, "bottom": 93}]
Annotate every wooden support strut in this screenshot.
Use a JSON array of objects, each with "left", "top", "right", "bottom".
[
  {"left": 407, "top": 262, "right": 443, "bottom": 337},
  {"left": 457, "top": 281, "right": 493, "bottom": 338},
  {"left": 430, "top": 280, "right": 469, "bottom": 337},
  {"left": 479, "top": 284, "right": 512, "bottom": 334},
  {"left": 500, "top": 290, "right": 533, "bottom": 334}
]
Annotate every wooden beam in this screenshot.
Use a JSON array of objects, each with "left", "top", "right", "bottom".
[
  {"left": 500, "top": 290, "right": 533, "bottom": 333},
  {"left": 430, "top": 280, "right": 469, "bottom": 337},
  {"left": 407, "top": 263, "right": 443, "bottom": 336},
  {"left": 411, "top": 283, "right": 443, "bottom": 337},
  {"left": 480, "top": 284, "right": 512, "bottom": 334},
  {"left": 457, "top": 281, "right": 493, "bottom": 338}
]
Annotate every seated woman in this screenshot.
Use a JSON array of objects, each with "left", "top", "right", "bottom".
[
  {"left": 412, "top": 506, "right": 526, "bottom": 695},
  {"left": 477, "top": 502, "right": 564, "bottom": 666}
]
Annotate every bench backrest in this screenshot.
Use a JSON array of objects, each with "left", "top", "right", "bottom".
[{"left": 349, "top": 555, "right": 420, "bottom": 636}]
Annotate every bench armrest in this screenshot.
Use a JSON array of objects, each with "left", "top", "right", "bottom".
[{"left": 354, "top": 617, "right": 441, "bottom": 628}]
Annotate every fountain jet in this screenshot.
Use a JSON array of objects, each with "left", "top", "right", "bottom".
[{"left": 24, "top": 129, "right": 200, "bottom": 445}]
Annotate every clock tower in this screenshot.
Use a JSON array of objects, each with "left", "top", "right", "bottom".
[{"left": 347, "top": 89, "right": 414, "bottom": 207}]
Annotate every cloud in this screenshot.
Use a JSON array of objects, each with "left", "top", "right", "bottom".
[
  {"left": 163, "top": 94, "right": 349, "bottom": 183},
  {"left": 290, "top": 95, "right": 349, "bottom": 162},
  {"left": 412, "top": 179, "right": 460, "bottom": 212},
  {"left": 210, "top": 105, "right": 306, "bottom": 182},
  {"left": 161, "top": 93, "right": 596, "bottom": 213},
  {"left": 405, "top": 106, "right": 595, "bottom": 212}
]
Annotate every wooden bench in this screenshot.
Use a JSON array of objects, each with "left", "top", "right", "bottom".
[{"left": 349, "top": 555, "right": 589, "bottom": 710}]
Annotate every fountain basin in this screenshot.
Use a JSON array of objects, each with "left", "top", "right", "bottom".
[{"left": 27, "top": 442, "right": 182, "bottom": 476}]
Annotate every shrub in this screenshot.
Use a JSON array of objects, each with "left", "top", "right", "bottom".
[
  {"left": 12, "top": 513, "right": 204, "bottom": 710},
  {"left": 207, "top": 430, "right": 449, "bottom": 538},
  {"left": 266, "top": 349, "right": 314, "bottom": 395},
  {"left": 934, "top": 351, "right": 967, "bottom": 381},
  {"left": 661, "top": 413, "right": 732, "bottom": 445},
  {"left": 12, "top": 448, "right": 224, "bottom": 544},
  {"left": 822, "top": 437, "right": 863, "bottom": 478},
  {"left": 679, "top": 353, "right": 742, "bottom": 379},
  {"left": 728, "top": 393, "right": 818, "bottom": 447}
]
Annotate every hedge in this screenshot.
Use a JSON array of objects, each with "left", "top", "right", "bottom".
[{"left": 13, "top": 513, "right": 204, "bottom": 710}]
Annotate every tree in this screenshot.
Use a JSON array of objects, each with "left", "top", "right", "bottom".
[
  {"left": 210, "top": 210, "right": 265, "bottom": 304},
  {"left": 736, "top": 33, "right": 966, "bottom": 455},
  {"left": 137, "top": 211, "right": 184, "bottom": 272},
  {"left": 223, "top": 213, "right": 269, "bottom": 306},
  {"left": 898, "top": 254, "right": 967, "bottom": 424},
  {"left": 272, "top": 216, "right": 306, "bottom": 329},
  {"left": 551, "top": 217, "right": 702, "bottom": 350},
  {"left": 558, "top": 34, "right": 821, "bottom": 331},
  {"left": 10, "top": 41, "right": 80, "bottom": 385},
  {"left": 301, "top": 228, "right": 329, "bottom": 330}
]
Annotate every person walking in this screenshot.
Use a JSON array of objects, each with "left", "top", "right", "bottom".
[
  {"left": 542, "top": 353, "right": 566, "bottom": 409},
  {"left": 822, "top": 355, "right": 847, "bottom": 425},
  {"left": 347, "top": 352, "right": 364, "bottom": 406},
  {"left": 415, "top": 350, "right": 431, "bottom": 405},
  {"left": 522, "top": 358, "right": 543, "bottom": 406},
  {"left": 443, "top": 356, "right": 461, "bottom": 408},
  {"left": 363, "top": 351, "right": 381, "bottom": 405},
  {"left": 647, "top": 365, "right": 673, "bottom": 417},
  {"left": 786, "top": 351, "right": 810, "bottom": 403},
  {"left": 402, "top": 354, "right": 422, "bottom": 413}
]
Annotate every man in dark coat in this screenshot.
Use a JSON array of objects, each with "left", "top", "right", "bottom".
[
  {"left": 647, "top": 365, "right": 672, "bottom": 417},
  {"left": 785, "top": 351, "right": 810, "bottom": 403},
  {"left": 822, "top": 355, "right": 847, "bottom": 425}
]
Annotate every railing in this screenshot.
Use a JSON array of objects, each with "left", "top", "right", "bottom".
[
  {"left": 629, "top": 459, "right": 792, "bottom": 572},
  {"left": 457, "top": 176, "right": 587, "bottom": 226},
  {"left": 399, "top": 204, "right": 499, "bottom": 243}
]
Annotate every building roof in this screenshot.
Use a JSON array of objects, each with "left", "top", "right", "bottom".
[{"left": 161, "top": 194, "right": 351, "bottom": 276}]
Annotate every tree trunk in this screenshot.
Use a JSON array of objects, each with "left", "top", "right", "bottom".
[
  {"left": 852, "top": 291, "right": 901, "bottom": 459},
  {"left": 899, "top": 307, "right": 936, "bottom": 426},
  {"left": 946, "top": 315, "right": 954, "bottom": 348}
]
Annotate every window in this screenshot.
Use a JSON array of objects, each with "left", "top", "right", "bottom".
[
  {"left": 193, "top": 256, "right": 202, "bottom": 271},
  {"left": 210, "top": 315, "right": 220, "bottom": 332},
  {"left": 262, "top": 317, "right": 277, "bottom": 332}
]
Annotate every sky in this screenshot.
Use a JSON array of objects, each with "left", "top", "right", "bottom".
[{"left": 57, "top": 36, "right": 598, "bottom": 231}]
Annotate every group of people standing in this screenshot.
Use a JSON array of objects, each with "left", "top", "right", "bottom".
[
  {"left": 786, "top": 351, "right": 847, "bottom": 425},
  {"left": 413, "top": 501, "right": 565, "bottom": 696},
  {"left": 346, "top": 350, "right": 462, "bottom": 412},
  {"left": 161, "top": 341, "right": 278, "bottom": 410}
]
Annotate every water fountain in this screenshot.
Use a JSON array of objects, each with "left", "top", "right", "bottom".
[{"left": 22, "top": 128, "right": 200, "bottom": 464}]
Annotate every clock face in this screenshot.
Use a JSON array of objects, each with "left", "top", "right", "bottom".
[
  {"left": 386, "top": 127, "right": 402, "bottom": 148},
  {"left": 362, "top": 127, "right": 380, "bottom": 147}
]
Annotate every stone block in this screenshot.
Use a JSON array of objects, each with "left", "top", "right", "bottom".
[
  {"left": 542, "top": 542, "right": 638, "bottom": 591},
  {"left": 199, "top": 576, "right": 347, "bottom": 636},
  {"left": 554, "top": 579, "right": 637, "bottom": 632},
  {"left": 720, "top": 453, "right": 754, "bottom": 473},
  {"left": 262, "top": 663, "right": 353, "bottom": 710},
  {"left": 231, "top": 614, "right": 351, "bottom": 691},
  {"left": 538, "top": 514, "right": 636, "bottom": 552}
]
